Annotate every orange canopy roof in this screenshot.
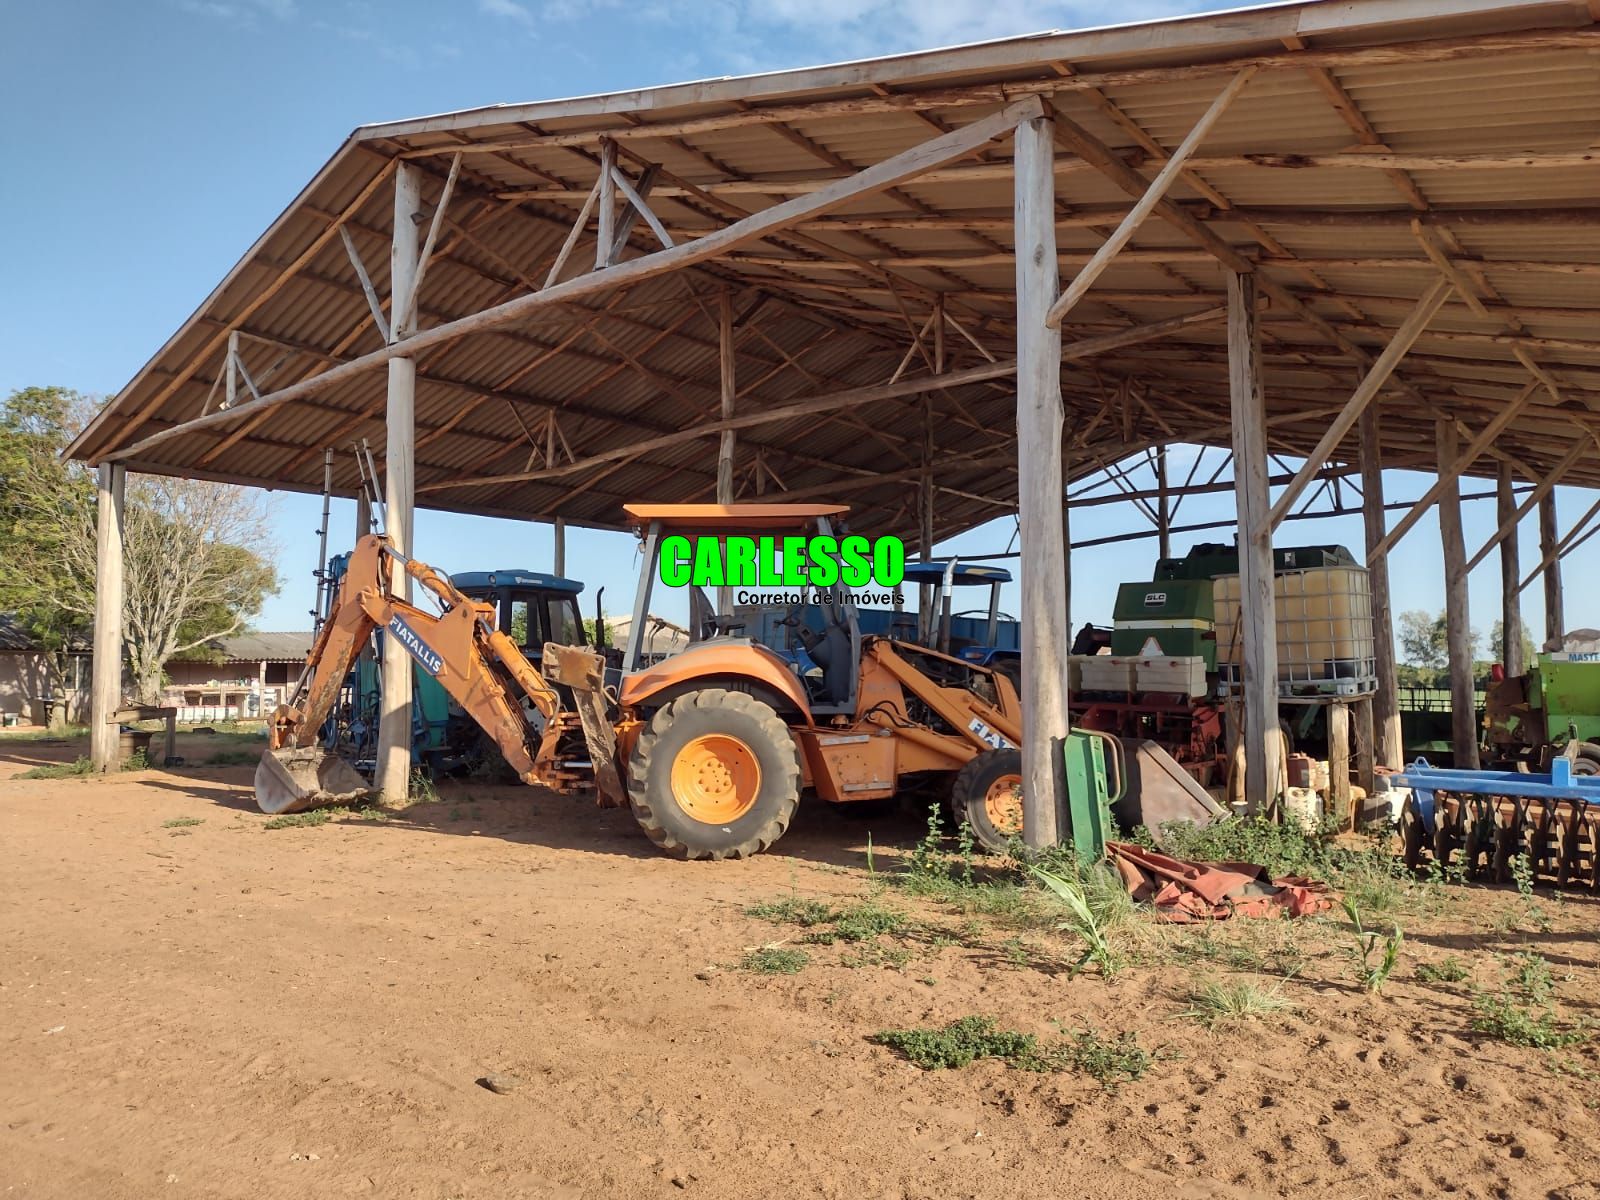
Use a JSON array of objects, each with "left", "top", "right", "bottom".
[{"left": 622, "top": 503, "right": 849, "bottom": 533}]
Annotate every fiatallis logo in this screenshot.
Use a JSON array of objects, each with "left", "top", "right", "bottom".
[{"left": 659, "top": 534, "right": 905, "bottom": 597}]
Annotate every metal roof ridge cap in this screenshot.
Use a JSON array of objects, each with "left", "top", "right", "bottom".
[{"left": 347, "top": 0, "right": 1379, "bottom": 140}]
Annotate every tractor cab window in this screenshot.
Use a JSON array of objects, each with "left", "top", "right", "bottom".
[
  {"left": 507, "top": 599, "right": 534, "bottom": 648},
  {"left": 547, "top": 596, "right": 585, "bottom": 647}
]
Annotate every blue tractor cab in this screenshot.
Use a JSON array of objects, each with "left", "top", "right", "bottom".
[
  {"left": 748, "top": 558, "right": 1020, "bottom": 686},
  {"left": 449, "top": 569, "right": 589, "bottom": 666}
]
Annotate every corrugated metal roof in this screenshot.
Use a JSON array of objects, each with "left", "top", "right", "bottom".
[{"left": 67, "top": 0, "right": 1600, "bottom": 547}]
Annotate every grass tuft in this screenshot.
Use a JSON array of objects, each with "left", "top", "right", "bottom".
[
  {"left": 17, "top": 756, "right": 94, "bottom": 780},
  {"left": 1178, "top": 977, "right": 1297, "bottom": 1029},
  {"left": 161, "top": 817, "right": 204, "bottom": 829}
]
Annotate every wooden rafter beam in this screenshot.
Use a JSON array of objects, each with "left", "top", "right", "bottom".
[
  {"left": 1464, "top": 436, "right": 1592, "bottom": 572},
  {"left": 1046, "top": 67, "right": 1255, "bottom": 328},
  {"left": 1368, "top": 379, "right": 1544, "bottom": 559},
  {"left": 1266, "top": 276, "right": 1453, "bottom": 529},
  {"left": 105, "top": 96, "right": 1043, "bottom": 467}
]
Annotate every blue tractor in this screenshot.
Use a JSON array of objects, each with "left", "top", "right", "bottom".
[
  {"left": 746, "top": 558, "right": 1022, "bottom": 690},
  {"left": 319, "top": 557, "right": 595, "bottom": 773}
]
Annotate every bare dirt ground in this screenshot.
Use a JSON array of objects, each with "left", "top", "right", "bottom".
[{"left": 5, "top": 730, "right": 1600, "bottom": 1200}]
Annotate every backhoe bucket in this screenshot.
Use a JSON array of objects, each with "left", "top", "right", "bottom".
[{"left": 254, "top": 747, "right": 374, "bottom": 815}]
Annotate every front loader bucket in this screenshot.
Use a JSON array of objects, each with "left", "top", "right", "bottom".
[{"left": 254, "top": 747, "right": 375, "bottom": 815}]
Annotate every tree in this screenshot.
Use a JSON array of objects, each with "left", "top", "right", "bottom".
[
  {"left": 1397, "top": 608, "right": 1481, "bottom": 687},
  {"left": 1, "top": 386, "right": 281, "bottom": 706},
  {"left": 1490, "top": 617, "right": 1536, "bottom": 671},
  {"left": 0, "top": 388, "right": 96, "bottom": 722}
]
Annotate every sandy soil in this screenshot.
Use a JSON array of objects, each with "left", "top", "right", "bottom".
[{"left": 4, "top": 731, "right": 1600, "bottom": 1199}]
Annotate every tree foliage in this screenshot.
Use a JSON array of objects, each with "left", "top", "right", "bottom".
[
  {"left": 0, "top": 386, "right": 281, "bottom": 705},
  {"left": 1397, "top": 608, "right": 1484, "bottom": 688}
]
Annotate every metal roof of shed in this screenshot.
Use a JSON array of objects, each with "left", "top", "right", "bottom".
[{"left": 68, "top": 0, "right": 1600, "bottom": 542}]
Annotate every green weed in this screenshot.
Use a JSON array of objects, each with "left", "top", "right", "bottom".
[
  {"left": 1416, "top": 956, "right": 1470, "bottom": 984},
  {"left": 745, "top": 895, "right": 840, "bottom": 927},
  {"left": 1510, "top": 852, "right": 1552, "bottom": 932},
  {"left": 263, "top": 809, "right": 334, "bottom": 830},
  {"left": 872, "top": 1017, "right": 1159, "bottom": 1090},
  {"left": 841, "top": 943, "right": 914, "bottom": 970},
  {"left": 123, "top": 748, "right": 150, "bottom": 771},
  {"left": 1341, "top": 897, "right": 1403, "bottom": 993},
  {"left": 803, "top": 900, "right": 908, "bottom": 944},
  {"left": 1030, "top": 860, "right": 1130, "bottom": 979},
  {"left": 17, "top": 756, "right": 94, "bottom": 780},
  {"left": 408, "top": 768, "right": 439, "bottom": 804},
  {"left": 161, "top": 817, "right": 204, "bottom": 829},
  {"left": 1056, "top": 1027, "right": 1160, "bottom": 1091},
  {"left": 872, "top": 1016, "right": 1038, "bottom": 1071},
  {"left": 1470, "top": 955, "right": 1587, "bottom": 1049},
  {"left": 739, "top": 946, "right": 808, "bottom": 975},
  {"left": 1471, "top": 990, "right": 1587, "bottom": 1049}
]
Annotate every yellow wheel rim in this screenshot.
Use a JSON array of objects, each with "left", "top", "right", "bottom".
[
  {"left": 671, "top": 734, "right": 761, "bottom": 824},
  {"left": 982, "top": 773, "right": 1024, "bottom": 836}
]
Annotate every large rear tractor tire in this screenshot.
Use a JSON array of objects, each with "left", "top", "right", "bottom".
[
  {"left": 627, "top": 689, "right": 801, "bottom": 860},
  {"left": 951, "top": 747, "right": 1025, "bottom": 853},
  {"left": 1573, "top": 742, "right": 1600, "bottom": 776}
]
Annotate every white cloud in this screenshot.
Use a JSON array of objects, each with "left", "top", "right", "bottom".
[
  {"left": 479, "top": 0, "right": 536, "bottom": 26},
  {"left": 176, "top": 0, "right": 297, "bottom": 24}
]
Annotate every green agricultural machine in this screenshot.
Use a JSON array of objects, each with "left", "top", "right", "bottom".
[{"left": 1483, "top": 649, "right": 1600, "bottom": 773}]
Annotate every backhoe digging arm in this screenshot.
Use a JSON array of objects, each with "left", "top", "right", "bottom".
[{"left": 264, "top": 535, "right": 578, "bottom": 804}]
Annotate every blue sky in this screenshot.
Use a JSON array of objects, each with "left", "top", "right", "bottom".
[{"left": 1, "top": 0, "right": 1589, "bottom": 646}]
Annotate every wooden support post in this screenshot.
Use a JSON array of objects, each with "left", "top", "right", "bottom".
[
  {"left": 1156, "top": 445, "right": 1172, "bottom": 561},
  {"left": 378, "top": 162, "right": 422, "bottom": 805},
  {"left": 918, "top": 403, "right": 935, "bottom": 640},
  {"left": 224, "top": 332, "right": 240, "bottom": 410},
  {"left": 1540, "top": 492, "right": 1565, "bottom": 648},
  {"left": 594, "top": 139, "right": 617, "bottom": 271},
  {"left": 1497, "top": 464, "right": 1525, "bottom": 676},
  {"left": 553, "top": 516, "right": 566, "bottom": 578},
  {"left": 1328, "top": 701, "right": 1352, "bottom": 830},
  {"left": 717, "top": 290, "right": 735, "bottom": 617},
  {"left": 1437, "top": 417, "right": 1478, "bottom": 769},
  {"left": 90, "top": 463, "right": 126, "bottom": 772},
  {"left": 1358, "top": 406, "right": 1403, "bottom": 769},
  {"left": 1014, "top": 112, "right": 1069, "bottom": 849},
  {"left": 1355, "top": 697, "right": 1376, "bottom": 798},
  {"left": 1228, "top": 271, "right": 1282, "bottom": 814}
]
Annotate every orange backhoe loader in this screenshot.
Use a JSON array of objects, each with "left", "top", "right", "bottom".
[
  {"left": 257, "top": 505, "right": 1063, "bottom": 860},
  {"left": 573, "top": 504, "right": 1035, "bottom": 858}
]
